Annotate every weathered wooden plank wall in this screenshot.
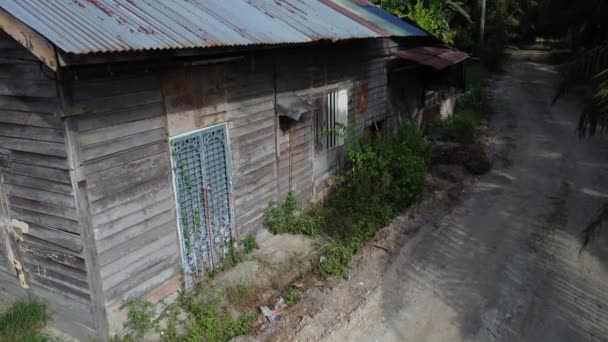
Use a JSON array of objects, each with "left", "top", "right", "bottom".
[
  {"left": 69, "top": 74, "right": 181, "bottom": 334},
  {"left": 0, "top": 32, "right": 96, "bottom": 340}
]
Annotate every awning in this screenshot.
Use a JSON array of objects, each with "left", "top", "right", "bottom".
[
  {"left": 395, "top": 46, "right": 470, "bottom": 70},
  {"left": 276, "top": 94, "right": 318, "bottom": 121}
]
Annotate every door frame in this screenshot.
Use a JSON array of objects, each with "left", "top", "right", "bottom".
[{"left": 168, "top": 122, "right": 235, "bottom": 282}]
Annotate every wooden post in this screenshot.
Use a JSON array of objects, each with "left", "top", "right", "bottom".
[{"left": 59, "top": 74, "right": 110, "bottom": 341}]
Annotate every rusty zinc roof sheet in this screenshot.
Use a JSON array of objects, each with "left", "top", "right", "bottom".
[
  {"left": 395, "top": 46, "right": 470, "bottom": 70},
  {"left": 0, "top": 0, "right": 426, "bottom": 55}
]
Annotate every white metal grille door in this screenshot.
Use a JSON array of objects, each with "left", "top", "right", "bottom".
[{"left": 170, "top": 124, "right": 233, "bottom": 282}]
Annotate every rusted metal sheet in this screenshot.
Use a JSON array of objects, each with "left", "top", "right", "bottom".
[
  {"left": 395, "top": 47, "right": 470, "bottom": 70},
  {"left": 0, "top": 0, "right": 425, "bottom": 55}
]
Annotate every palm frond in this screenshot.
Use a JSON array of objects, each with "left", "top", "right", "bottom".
[
  {"left": 444, "top": 0, "right": 472, "bottom": 23},
  {"left": 581, "top": 202, "right": 608, "bottom": 249},
  {"left": 554, "top": 42, "right": 608, "bottom": 136}
]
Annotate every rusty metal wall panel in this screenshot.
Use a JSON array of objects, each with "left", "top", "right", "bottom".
[{"left": 0, "top": 0, "right": 415, "bottom": 54}]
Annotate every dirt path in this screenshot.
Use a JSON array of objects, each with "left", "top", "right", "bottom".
[{"left": 292, "top": 52, "right": 608, "bottom": 342}]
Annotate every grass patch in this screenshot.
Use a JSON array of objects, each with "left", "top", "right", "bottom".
[
  {"left": 428, "top": 109, "right": 481, "bottom": 144},
  {"left": 283, "top": 287, "right": 303, "bottom": 306},
  {"left": 206, "top": 240, "right": 258, "bottom": 279},
  {"left": 263, "top": 193, "right": 318, "bottom": 236},
  {"left": 0, "top": 300, "right": 52, "bottom": 342},
  {"left": 243, "top": 235, "right": 258, "bottom": 254},
  {"left": 226, "top": 285, "right": 263, "bottom": 310},
  {"left": 114, "top": 285, "right": 255, "bottom": 342}
]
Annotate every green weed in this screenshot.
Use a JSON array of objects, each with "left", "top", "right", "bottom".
[
  {"left": 243, "top": 235, "right": 258, "bottom": 254},
  {"left": 283, "top": 287, "right": 303, "bottom": 306},
  {"left": 263, "top": 193, "right": 318, "bottom": 236},
  {"left": 0, "top": 300, "right": 52, "bottom": 342},
  {"left": 428, "top": 110, "right": 481, "bottom": 144},
  {"left": 119, "top": 297, "right": 157, "bottom": 340}
]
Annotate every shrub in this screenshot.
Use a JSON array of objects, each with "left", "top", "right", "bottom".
[
  {"left": 0, "top": 300, "right": 51, "bottom": 342},
  {"left": 175, "top": 292, "right": 253, "bottom": 342},
  {"left": 429, "top": 110, "right": 480, "bottom": 144},
  {"left": 119, "top": 297, "right": 157, "bottom": 340},
  {"left": 243, "top": 235, "right": 258, "bottom": 254},
  {"left": 315, "top": 123, "right": 430, "bottom": 277},
  {"left": 263, "top": 193, "right": 318, "bottom": 236},
  {"left": 284, "top": 287, "right": 303, "bottom": 306}
]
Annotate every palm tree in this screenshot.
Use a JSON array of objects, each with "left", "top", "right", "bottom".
[{"left": 550, "top": 0, "right": 608, "bottom": 247}]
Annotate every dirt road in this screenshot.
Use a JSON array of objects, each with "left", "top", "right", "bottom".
[{"left": 317, "top": 52, "right": 608, "bottom": 341}]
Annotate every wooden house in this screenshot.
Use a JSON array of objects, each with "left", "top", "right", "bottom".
[{"left": 0, "top": 0, "right": 467, "bottom": 339}]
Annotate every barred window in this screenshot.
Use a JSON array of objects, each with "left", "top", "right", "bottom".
[{"left": 316, "top": 89, "right": 348, "bottom": 151}]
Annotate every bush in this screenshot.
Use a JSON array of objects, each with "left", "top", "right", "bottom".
[
  {"left": 0, "top": 300, "right": 51, "bottom": 342},
  {"left": 263, "top": 193, "right": 318, "bottom": 236},
  {"left": 119, "top": 298, "right": 157, "bottom": 340},
  {"left": 315, "top": 123, "right": 430, "bottom": 277},
  {"left": 429, "top": 110, "right": 480, "bottom": 144},
  {"left": 243, "top": 235, "right": 258, "bottom": 254}
]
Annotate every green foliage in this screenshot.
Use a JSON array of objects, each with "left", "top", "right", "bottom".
[
  {"left": 243, "top": 235, "right": 258, "bottom": 254},
  {"left": 119, "top": 297, "right": 157, "bottom": 340},
  {"left": 428, "top": 110, "right": 481, "bottom": 144},
  {"left": 263, "top": 193, "right": 318, "bottom": 236},
  {"left": 406, "top": 1, "right": 456, "bottom": 44},
  {"left": 283, "top": 287, "right": 304, "bottom": 306},
  {"left": 315, "top": 123, "right": 430, "bottom": 277},
  {"left": 171, "top": 291, "right": 253, "bottom": 342},
  {"left": 0, "top": 300, "right": 52, "bottom": 342}
]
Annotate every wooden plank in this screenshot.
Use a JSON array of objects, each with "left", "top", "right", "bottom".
[
  {"left": 0, "top": 123, "right": 64, "bottom": 143},
  {"left": 72, "top": 76, "right": 160, "bottom": 101},
  {"left": 27, "top": 264, "right": 89, "bottom": 295},
  {"left": 98, "top": 213, "right": 175, "bottom": 263},
  {"left": 105, "top": 262, "right": 178, "bottom": 307},
  {"left": 229, "top": 116, "right": 274, "bottom": 139},
  {"left": 79, "top": 115, "right": 164, "bottom": 147},
  {"left": 24, "top": 223, "right": 82, "bottom": 253},
  {"left": 10, "top": 207, "right": 79, "bottom": 235},
  {"left": 0, "top": 78, "right": 57, "bottom": 98},
  {"left": 104, "top": 251, "right": 178, "bottom": 303},
  {"left": 0, "top": 62, "right": 51, "bottom": 80},
  {"left": 81, "top": 128, "right": 165, "bottom": 161},
  {"left": 91, "top": 179, "right": 172, "bottom": 224},
  {"left": 97, "top": 209, "right": 174, "bottom": 254},
  {"left": 28, "top": 283, "right": 94, "bottom": 327},
  {"left": 0, "top": 8, "right": 58, "bottom": 70},
  {"left": 9, "top": 196, "right": 77, "bottom": 221},
  {"left": 0, "top": 136, "right": 67, "bottom": 157},
  {"left": 100, "top": 233, "right": 177, "bottom": 286},
  {"left": 77, "top": 103, "right": 163, "bottom": 132},
  {"left": 10, "top": 151, "right": 68, "bottom": 170},
  {"left": 22, "top": 253, "right": 88, "bottom": 283},
  {"left": 87, "top": 153, "right": 170, "bottom": 202},
  {"left": 4, "top": 173, "right": 73, "bottom": 196},
  {"left": 6, "top": 184, "right": 75, "bottom": 208},
  {"left": 68, "top": 90, "right": 161, "bottom": 117},
  {"left": 64, "top": 115, "right": 110, "bottom": 341},
  {"left": 0, "top": 268, "right": 29, "bottom": 299},
  {"left": 93, "top": 197, "right": 173, "bottom": 241},
  {"left": 83, "top": 141, "right": 168, "bottom": 176},
  {"left": 0, "top": 95, "right": 59, "bottom": 114},
  {"left": 20, "top": 240, "right": 85, "bottom": 270}
]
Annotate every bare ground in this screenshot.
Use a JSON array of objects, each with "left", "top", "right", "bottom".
[{"left": 261, "top": 51, "right": 608, "bottom": 342}]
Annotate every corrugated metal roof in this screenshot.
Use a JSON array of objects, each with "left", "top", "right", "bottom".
[
  {"left": 0, "top": 0, "right": 426, "bottom": 55},
  {"left": 395, "top": 47, "right": 470, "bottom": 70}
]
